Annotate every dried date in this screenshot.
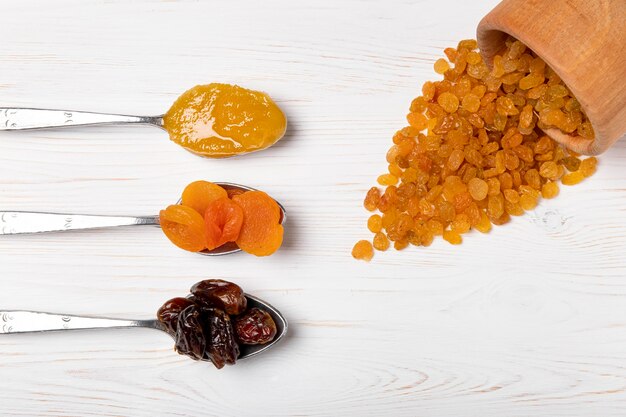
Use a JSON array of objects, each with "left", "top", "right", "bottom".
[
  {"left": 174, "top": 305, "right": 207, "bottom": 361},
  {"left": 205, "top": 309, "right": 240, "bottom": 369},
  {"left": 157, "top": 297, "right": 194, "bottom": 335},
  {"left": 190, "top": 279, "right": 247, "bottom": 315},
  {"left": 235, "top": 308, "right": 277, "bottom": 345}
]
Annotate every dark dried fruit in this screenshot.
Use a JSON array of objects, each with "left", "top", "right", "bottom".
[
  {"left": 174, "top": 305, "right": 207, "bottom": 361},
  {"left": 157, "top": 279, "right": 277, "bottom": 369},
  {"left": 235, "top": 308, "right": 277, "bottom": 345},
  {"left": 190, "top": 279, "right": 247, "bottom": 315},
  {"left": 206, "top": 309, "right": 240, "bottom": 369},
  {"left": 157, "top": 297, "right": 194, "bottom": 335}
]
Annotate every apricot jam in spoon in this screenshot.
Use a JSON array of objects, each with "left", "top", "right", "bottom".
[
  {"left": 163, "top": 84, "right": 287, "bottom": 158},
  {"left": 0, "top": 83, "right": 287, "bottom": 158}
]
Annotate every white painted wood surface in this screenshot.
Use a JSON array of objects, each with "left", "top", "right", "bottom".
[{"left": 0, "top": 0, "right": 625, "bottom": 415}]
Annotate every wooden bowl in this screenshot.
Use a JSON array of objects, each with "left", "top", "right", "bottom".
[{"left": 477, "top": 0, "right": 626, "bottom": 155}]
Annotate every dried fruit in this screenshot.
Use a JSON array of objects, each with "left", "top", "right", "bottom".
[
  {"left": 233, "top": 191, "right": 284, "bottom": 256},
  {"left": 163, "top": 182, "right": 283, "bottom": 256},
  {"left": 204, "top": 197, "right": 244, "bottom": 250},
  {"left": 182, "top": 181, "right": 228, "bottom": 215},
  {"left": 373, "top": 232, "right": 390, "bottom": 251},
  {"left": 174, "top": 305, "right": 207, "bottom": 361},
  {"left": 364, "top": 187, "right": 381, "bottom": 211},
  {"left": 356, "top": 36, "right": 598, "bottom": 256},
  {"left": 437, "top": 92, "right": 459, "bottom": 113},
  {"left": 367, "top": 215, "right": 383, "bottom": 233},
  {"left": 443, "top": 230, "right": 462, "bottom": 245},
  {"left": 158, "top": 279, "right": 275, "bottom": 369},
  {"left": 580, "top": 157, "right": 597, "bottom": 177},
  {"left": 352, "top": 240, "right": 374, "bottom": 261},
  {"left": 541, "top": 182, "right": 559, "bottom": 199},
  {"left": 159, "top": 205, "right": 207, "bottom": 252},
  {"left": 378, "top": 174, "right": 399, "bottom": 186},
  {"left": 519, "top": 193, "right": 538, "bottom": 210},
  {"left": 190, "top": 279, "right": 247, "bottom": 316},
  {"left": 205, "top": 309, "right": 240, "bottom": 369},
  {"left": 434, "top": 58, "right": 450, "bottom": 74},
  {"left": 235, "top": 308, "right": 277, "bottom": 345},
  {"left": 562, "top": 171, "right": 585, "bottom": 185},
  {"left": 157, "top": 297, "right": 195, "bottom": 335}
]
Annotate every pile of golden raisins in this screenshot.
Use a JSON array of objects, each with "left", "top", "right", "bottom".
[{"left": 352, "top": 37, "right": 598, "bottom": 261}]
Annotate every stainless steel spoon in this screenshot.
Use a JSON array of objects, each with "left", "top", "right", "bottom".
[
  {"left": 0, "top": 108, "right": 164, "bottom": 131},
  {"left": 0, "top": 182, "right": 287, "bottom": 256},
  {"left": 0, "top": 294, "right": 288, "bottom": 362}
]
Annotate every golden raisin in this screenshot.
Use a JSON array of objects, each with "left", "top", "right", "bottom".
[
  {"left": 503, "top": 189, "right": 520, "bottom": 203},
  {"left": 357, "top": 36, "right": 597, "bottom": 256},
  {"left": 562, "top": 156, "right": 581, "bottom": 172},
  {"left": 367, "top": 215, "right": 383, "bottom": 233},
  {"left": 447, "top": 149, "right": 465, "bottom": 171},
  {"left": 364, "top": 187, "right": 381, "bottom": 211},
  {"left": 352, "top": 240, "right": 374, "bottom": 261},
  {"left": 407, "top": 112, "right": 428, "bottom": 131},
  {"left": 505, "top": 200, "right": 524, "bottom": 216},
  {"left": 541, "top": 182, "right": 559, "bottom": 199},
  {"left": 580, "top": 157, "right": 597, "bottom": 178},
  {"left": 539, "top": 161, "right": 559, "bottom": 180},
  {"left": 474, "top": 212, "right": 492, "bottom": 233},
  {"left": 468, "top": 178, "right": 488, "bottom": 201},
  {"left": 487, "top": 194, "right": 505, "bottom": 218},
  {"left": 373, "top": 233, "right": 390, "bottom": 251},
  {"left": 394, "top": 239, "right": 409, "bottom": 251},
  {"left": 434, "top": 58, "right": 450, "bottom": 74},
  {"left": 452, "top": 214, "right": 471, "bottom": 234},
  {"left": 461, "top": 94, "right": 481, "bottom": 113},
  {"left": 562, "top": 171, "right": 585, "bottom": 185},
  {"left": 443, "top": 230, "right": 462, "bottom": 245},
  {"left": 378, "top": 174, "right": 398, "bottom": 186},
  {"left": 519, "top": 193, "right": 538, "bottom": 210},
  {"left": 437, "top": 92, "right": 460, "bottom": 113}
]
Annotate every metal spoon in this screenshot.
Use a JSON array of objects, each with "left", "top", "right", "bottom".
[
  {"left": 0, "top": 108, "right": 164, "bottom": 131},
  {"left": 0, "top": 182, "right": 287, "bottom": 256},
  {"left": 0, "top": 294, "right": 288, "bottom": 362}
]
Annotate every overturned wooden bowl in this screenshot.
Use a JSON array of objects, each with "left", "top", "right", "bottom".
[{"left": 477, "top": 0, "right": 626, "bottom": 155}]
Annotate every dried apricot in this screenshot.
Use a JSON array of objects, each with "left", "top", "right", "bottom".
[
  {"left": 204, "top": 197, "right": 244, "bottom": 250},
  {"left": 182, "top": 181, "right": 228, "bottom": 216},
  {"left": 233, "top": 191, "right": 283, "bottom": 256},
  {"left": 160, "top": 205, "right": 207, "bottom": 252}
]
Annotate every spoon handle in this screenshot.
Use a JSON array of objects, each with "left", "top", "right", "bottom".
[
  {"left": 0, "top": 311, "right": 161, "bottom": 334},
  {"left": 0, "top": 108, "right": 162, "bottom": 130},
  {"left": 0, "top": 211, "right": 158, "bottom": 235}
]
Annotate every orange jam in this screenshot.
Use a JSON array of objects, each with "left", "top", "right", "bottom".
[{"left": 163, "top": 83, "right": 287, "bottom": 158}]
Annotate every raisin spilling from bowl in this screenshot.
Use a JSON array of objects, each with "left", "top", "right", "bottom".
[
  {"left": 353, "top": 37, "right": 599, "bottom": 260},
  {"left": 157, "top": 279, "right": 277, "bottom": 369}
]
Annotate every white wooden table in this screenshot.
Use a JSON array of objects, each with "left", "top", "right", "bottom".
[{"left": 1, "top": 1, "right": 625, "bottom": 416}]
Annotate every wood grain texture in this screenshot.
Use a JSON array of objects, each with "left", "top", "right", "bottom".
[{"left": 0, "top": 0, "right": 625, "bottom": 416}]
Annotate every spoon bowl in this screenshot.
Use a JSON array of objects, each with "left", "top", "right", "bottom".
[
  {"left": 0, "top": 294, "right": 288, "bottom": 362},
  {"left": 0, "top": 182, "right": 286, "bottom": 257}
]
